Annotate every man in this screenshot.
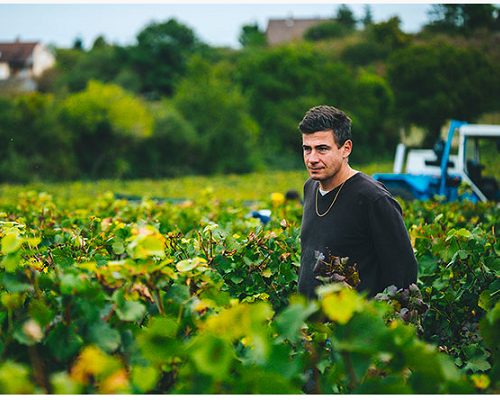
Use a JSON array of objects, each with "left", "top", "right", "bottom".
[{"left": 297, "top": 105, "right": 418, "bottom": 298}]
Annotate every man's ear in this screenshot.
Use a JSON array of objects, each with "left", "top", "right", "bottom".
[{"left": 342, "top": 140, "right": 353, "bottom": 158}]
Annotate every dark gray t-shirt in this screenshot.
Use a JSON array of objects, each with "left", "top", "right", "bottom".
[{"left": 298, "top": 172, "right": 418, "bottom": 298}]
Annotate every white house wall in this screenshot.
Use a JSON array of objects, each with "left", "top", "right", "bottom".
[
  {"left": 0, "top": 62, "right": 9, "bottom": 79},
  {"left": 32, "top": 44, "right": 55, "bottom": 77}
]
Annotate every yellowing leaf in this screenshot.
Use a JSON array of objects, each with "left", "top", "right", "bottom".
[
  {"left": 50, "top": 371, "right": 82, "bottom": 394},
  {"left": 24, "top": 237, "right": 41, "bottom": 248},
  {"left": 70, "top": 345, "right": 123, "bottom": 385},
  {"left": 77, "top": 262, "right": 97, "bottom": 272},
  {"left": 127, "top": 235, "right": 165, "bottom": 259},
  {"left": 131, "top": 365, "right": 158, "bottom": 393},
  {"left": 99, "top": 369, "right": 129, "bottom": 394},
  {"left": 140, "top": 235, "right": 165, "bottom": 256},
  {"left": 262, "top": 268, "right": 272, "bottom": 278},
  {"left": 1, "top": 232, "right": 23, "bottom": 254},
  {"left": 471, "top": 374, "right": 490, "bottom": 390},
  {"left": 321, "top": 288, "right": 362, "bottom": 324},
  {"left": 203, "top": 223, "right": 219, "bottom": 234},
  {"left": 0, "top": 361, "right": 35, "bottom": 394},
  {"left": 176, "top": 257, "right": 207, "bottom": 272},
  {"left": 203, "top": 302, "right": 273, "bottom": 342}
]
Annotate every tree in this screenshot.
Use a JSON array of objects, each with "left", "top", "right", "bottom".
[
  {"left": 92, "top": 35, "right": 109, "bottom": 50},
  {"left": 59, "top": 80, "right": 153, "bottom": 178},
  {"left": 349, "top": 73, "right": 397, "bottom": 159},
  {"left": 304, "top": 5, "right": 358, "bottom": 42},
  {"left": 462, "top": 4, "right": 498, "bottom": 32},
  {"left": 239, "top": 23, "right": 267, "bottom": 47},
  {"left": 73, "top": 37, "right": 84, "bottom": 50},
  {"left": 47, "top": 47, "right": 86, "bottom": 92},
  {"left": 128, "top": 19, "right": 204, "bottom": 98},
  {"left": 59, "top": 45, "right": 127, "bottom": 93},
  {"left": 235, "top": 43, "right": 324, "bottom": 165},
  {"left": 340, "top": 16, "right": 410, "bottom": 67},
  {"left": 387, "top": 41, "right": 500, "bottom": 145},
  {"left": 173, "top": 56, "right": 259, "bottom": 174},
  {"left": 336, "top": 4, "right": 357, "bottom": 31},
  {"left": 425, "top": 4, "right": 499, "bottom": 35},
  {"left": 132, "top": 102, "right": 200, "bottom": 178},
  {"left": 495, "top": 9, "right": 500, "bottom": 31},
  {"left": 370, "top": 16, "right": 411, "bottom": 53},
  {"left": 304, "top": 21, "right": 349, "bottom": 41},
  {"left": 341, "top": 41, "right": 386, "bottom": 67},
  {"left": 361, "top": 5, "right": 374, "bottom": 28},
  {"left": 0, "top": 93, "right": 76, "bottom": 182},
  {"left": 234, "top": 42, "right": 395, "bottom": 165}
]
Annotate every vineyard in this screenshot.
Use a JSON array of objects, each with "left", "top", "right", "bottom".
[{"left": 0, "top": 173, "right": 499, "bottom": 394}]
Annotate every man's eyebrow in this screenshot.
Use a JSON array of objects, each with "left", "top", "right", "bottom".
[{"left": 302, "top": 144, "right": 331, "bottom": 148}]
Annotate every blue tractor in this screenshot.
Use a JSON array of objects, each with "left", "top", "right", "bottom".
[{"left": 373, "top": 120, "right": 500, "bottom": 202}]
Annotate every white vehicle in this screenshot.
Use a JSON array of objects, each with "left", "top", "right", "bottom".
[{"left": 374, "top": 120, "right": 500, "bottom": 202}]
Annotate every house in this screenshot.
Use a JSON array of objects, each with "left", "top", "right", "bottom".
[
  {"left": 0, "top": 40, "right": 55, "bottom": 92},
  {"left": 265, "top": 18, "right": 335, "bottom": 46}
]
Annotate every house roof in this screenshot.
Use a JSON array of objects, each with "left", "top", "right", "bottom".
[
  {"left": 0, "top": 42, "right": 39, "bottom": 63},
  {"left": 265, "top": 18, "right": 334, "bottom": 46}
]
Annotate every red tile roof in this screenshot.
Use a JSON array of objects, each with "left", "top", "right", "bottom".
[
  {"left": 266, "top": 18, "right": 335, "bottom": 46},
  {"left": 0, "top": 42, "right": 38, "bottom": 63}
]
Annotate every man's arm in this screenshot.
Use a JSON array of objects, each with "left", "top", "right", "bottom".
[{"left": 368, "top": 195, "right": 418, "bottom": 291}]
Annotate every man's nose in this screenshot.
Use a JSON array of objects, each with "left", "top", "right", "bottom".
[{"left": 308, "top": 150, "right": 319, "bottom": 163}]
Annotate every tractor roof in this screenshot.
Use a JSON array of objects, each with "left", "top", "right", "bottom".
[{"left": 459, "top": 124, "right": 500, "bottom": 138}]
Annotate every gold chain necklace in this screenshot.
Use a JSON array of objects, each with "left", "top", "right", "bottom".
[{"left": 315, "top": 179, "right": 346, "bottom": 217}]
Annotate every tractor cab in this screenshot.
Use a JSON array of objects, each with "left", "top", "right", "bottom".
[
  {"left": 374, "top": 121, "right": 500, "bottom": 202},
  {"left": 458, "top": 124, "right": 500, "bottom": 202}
]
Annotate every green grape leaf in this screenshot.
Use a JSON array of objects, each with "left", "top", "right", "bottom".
[{"left": 89, "top": 321, "right": 122, "bottom": 352}]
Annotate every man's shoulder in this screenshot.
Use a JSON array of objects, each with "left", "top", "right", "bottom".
[
  {"left": 350, "top": 172, "right": 393, "bottom": 202},
  {"left": 303, "top": 178, "right": 317, "bottom": 193}
]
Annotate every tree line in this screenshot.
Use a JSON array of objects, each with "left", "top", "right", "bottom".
[{"left": 1, "top": 4, "right": 500, "bottom": 182}]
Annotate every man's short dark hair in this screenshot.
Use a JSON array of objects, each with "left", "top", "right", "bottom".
[{"left": 298, "top": 105, "right": 352, "bottom": 148}]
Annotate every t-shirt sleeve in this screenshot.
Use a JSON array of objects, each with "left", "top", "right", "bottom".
[{"left": 368, "top": 194, "right": 418, "bottom": 291}]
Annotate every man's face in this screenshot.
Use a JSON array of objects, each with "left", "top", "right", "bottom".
[{"left": 302, "top": 130, "right": 351, "bottom": 190}]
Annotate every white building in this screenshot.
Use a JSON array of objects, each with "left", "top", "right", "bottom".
[
  {"left": 0, "top": 40, "right": 55, "bottom": 91},
  {"left": 265, "top": 18, "right": 335, "bottom": 46}
]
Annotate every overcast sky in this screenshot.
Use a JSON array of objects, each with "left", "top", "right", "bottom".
[{"left": 0, "top": 3, "right": 435, "bottom": 49}]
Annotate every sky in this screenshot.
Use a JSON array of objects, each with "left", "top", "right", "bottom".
[{"left": 0, "top": 2, "right": 435, "bottom": 50}]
